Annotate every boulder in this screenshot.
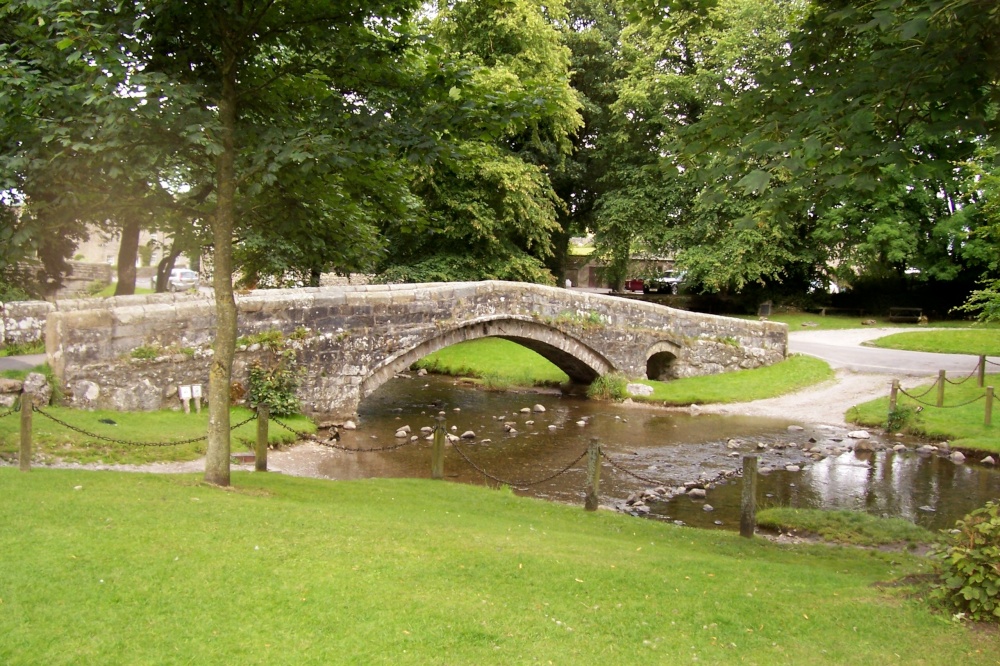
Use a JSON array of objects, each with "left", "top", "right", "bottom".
[
  {"left": 949, "top": 451, "right": 966, "bottom": 463},
  {"left": 626, "top": 383, "right": 654, "bottom": 397},
  {"left": 533, "top": 404, "right": 546, "bottom": 413},
  {"left": 342, "top": 420, "right": 357, "bottom": 431},
  {"left": 687, "top": 488, "right": 707, "bottom": 499},
  {"left": 981, "top": 456, "right": 996, "bottom": 465},
  {"left": 460, "top": 430, "right": 476, "bottom": 439},
  {"left": 847, "top": 430, "right": 871, "bottom": 439},
  {"left": 22, "top": 372, "right": 52, "bottom": 407},
  {"left": 0, "top": 378, "right": 23, "bottom": 394}
]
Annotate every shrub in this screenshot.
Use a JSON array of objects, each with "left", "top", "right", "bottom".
[
  {"left": 931, "top": 501, "right": 1000, "bottom": 623},
  {"left": 247, "top": 350, "right": 301, "bottom": 416},
  {"left": 587, "top": 373, "right": 629, "bottom": 401},
  {"left": 130, "top": 345, "right": 162, "bottom": 360},
  {"left": 480, "top": 372, "right": 511, "bottom": 392},
  {"left": 886, "top": 405, "right": 917, "bottom": 432}
]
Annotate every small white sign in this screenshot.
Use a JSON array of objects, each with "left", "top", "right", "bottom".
[
  {"left": 179, "top": 385, "right": 193, "bottom": 400},
  {"left": 191, "top": 384, "right": 203, "bottom": 398}
]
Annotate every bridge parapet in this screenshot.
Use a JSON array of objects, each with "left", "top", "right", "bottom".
[{"left": 47, "top": 281, "right": 787, "bottom": 418}]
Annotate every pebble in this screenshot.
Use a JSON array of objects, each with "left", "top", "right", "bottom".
[
  {"left": 533, "top": 404, "right": 546, "bottom": 413},
  {"left": 702, "top": 504, "right": 714, "bottom": 512},
  {"left": 687, "top": 488, "right": 707, "bottom": 499},
  {"left": 949, "top": 451, "right": 966, "bottom": 463},
  {"left": 342, "top": 420, "right": 357, "bottom": 430},
  {"left": 460, "top": 430, "right": 476, "bottom": 439},
  {"left": 847, "top": 430, "right": 871, "bottom": 439},
  {"left": 982, "top": 456, "right": 997, "bottom": 465}
]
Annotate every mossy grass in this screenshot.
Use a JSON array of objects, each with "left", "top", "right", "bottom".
[
  {"left": 633, "top": 354, "right": 834, "bottom": 405},
  {"left": 1, "top": 469, "right": 997, "bottom": 664},
  {"left": 757, "top": 508, "right": 939, "bottom": 548},
  {"left": 867, "top": 329, "right": 1000, "bottom": 356},
  {"left": 848, "top": 373, "right": 1000, "bottom": 453},
  {"left": 0, "top": 405, "right": 314, "bottom": 464}
]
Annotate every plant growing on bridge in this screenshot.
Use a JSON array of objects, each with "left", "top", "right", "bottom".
[{"left": 246, "top": 349, "right": 301, "bottom": 418}]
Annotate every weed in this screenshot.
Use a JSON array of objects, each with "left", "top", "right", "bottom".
[
  {"left": 931, "top": 501, "right": 1000, "bottom": 623},
  {"left": 130, "top": 345, "right": 162, "bottom": 361},
  {"left": 0, "top": 340, "right": 45, "bottom": 357},
  {"left": 886, "top": 405, "right": 916, "bottom": 431},
  {"left": 587, "top": 373, "right": 629, "bottom": 401}
]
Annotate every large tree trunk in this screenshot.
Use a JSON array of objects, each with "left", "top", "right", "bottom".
[
  {"left": 204, "top": 57, "right": 240, "bottom": 487},
  {"left": 154, "top": 243, "right": 183, "bottom": 292},
  {"left": 114, "top": 216, "right": 141, "bottom": 296}
]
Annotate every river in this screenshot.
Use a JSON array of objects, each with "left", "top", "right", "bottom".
[{"left": 292, "top": 374, "right": 1000, "bottom": 532}]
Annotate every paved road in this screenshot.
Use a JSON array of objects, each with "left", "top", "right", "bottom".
[
  {"left": 788, "top": 328, "right": 998, "bottom": 377},
  {"left": 0, "top": 353, "right": 46, "bottom": 373}
]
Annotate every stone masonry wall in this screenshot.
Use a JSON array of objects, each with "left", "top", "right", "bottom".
[{"left": 47, "top": 282, "right": 788, "bottom": 418}]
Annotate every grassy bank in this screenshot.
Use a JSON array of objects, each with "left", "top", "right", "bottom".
[
  {"left": 631, "top": 354, "right": 832, "bottom": 405},
  {"left": 737, "top": 313, "right": 995, "bottom": 331},
  {"left": 1, "top": 469, "right": 995, "bottom": 665},
  {"left": 0, "top": 406, "right": 314, "bottom": 464},
  {"left": 414, "top": 339, "right": 833, "bottom": 404},
  {"left": 757, "top": 508, "right": 938, "bottom": 548},
  {"left": 867, "top": 329, "right": 1000, "bottom": 356},
  {"left": 848, "top": 374, "right": 1000, "bottom": 453}
]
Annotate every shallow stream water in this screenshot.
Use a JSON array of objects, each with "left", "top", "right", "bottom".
[{"left": 296, "top": 374, "right": 1000, "bottom": 532}]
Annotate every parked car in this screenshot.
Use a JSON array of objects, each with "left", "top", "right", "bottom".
[
  {"left": 624, "top": 278, "right": 646, "bottom": 292},
  {"left": 166, "top": 268, "right": 200, "bottom": 292},
  {"left": 643, "top": 270, "right": 686, "bottom": 294}
]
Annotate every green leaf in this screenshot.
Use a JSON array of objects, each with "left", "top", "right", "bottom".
[{"left": 736, "top": 170, "right": 772, "bottom": 195}]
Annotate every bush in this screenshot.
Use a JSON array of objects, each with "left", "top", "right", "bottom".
[
  {"left": 587, "top": 373, "right": 629, "bottom": 401},
  {"left": 247, "top": 350, "right": 301, "bottom": 417},
  {"left": 932, "top": 501, "right": 1000, "bottom": 623}
]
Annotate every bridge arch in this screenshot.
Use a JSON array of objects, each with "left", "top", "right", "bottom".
[
  {"left": 645, "top": 340, "right": 682, "bottom": 381},
  {"left": 359, "top": 317, "right": 616, "bottom": 401}
]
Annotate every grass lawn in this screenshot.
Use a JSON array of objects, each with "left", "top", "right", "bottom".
[
  {"left": 737, "top": 312, "right": 995, "bottom": 331},
  {"left": 867, "top": 329, "right": 1000, "bottom": 356},
  {"left": 1, "top": 469, "right": 996, "bottom": 665},
  {"left": 415, "top": 339, "right": 834, "bottom": 405},
  {"left": 413, "top": 337, "right": 571, "bottom": 386},
  {"left": 848, "top": 373, "right": 1000, "bottom": 454},
  {"left": 631, "top": 354, "right": 833, "bottom": 405},
  {"left": 0, "top": 405, "right": 315, "bottom": 465},
  {"left": 94, "top": 284, "right": 155, "bottom": 297}
]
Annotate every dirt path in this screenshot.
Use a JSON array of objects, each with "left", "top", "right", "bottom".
[{"left": 692, "top": 369, "right": 893, "bottom": 426}]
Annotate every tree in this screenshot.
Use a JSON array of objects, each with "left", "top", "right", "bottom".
[
  {"left": 377, "top": 0, "right": 583, "bottom": 284},
  {"left": 3, "top": 1, "right": 432, "bottom": 485}
]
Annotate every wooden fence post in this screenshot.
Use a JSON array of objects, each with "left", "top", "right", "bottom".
[
  {"left": 740, "top": 455, "right": 758, "bottom": 538},
  {"left": 19, "top": 390, "right": 32, "bottom": 472},
  {"left": 431, "top": 416, "right": 445, "bottom": 480},
  {"left": 255, "top": 403, "right": 269, "bottom": 472},
  {"left": 979, "top": 355, "right": 986, "bottom": 388},
  {"left": 936, "top": 369, "right": 946, "bottom": 407},
  {"left": 584, "top": 438, "right": 601, "bottom": 511},
  {"left": 889, "top": 379, "right": 899, "bottom": 413},
  {"left": 986, "top": 386, "right": 994, "bottom": 427}
]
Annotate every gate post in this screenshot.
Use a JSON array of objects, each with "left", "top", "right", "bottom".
[
  {"left": 19, "top": 390, "right": 33, "bottom": 472},
  {"left": 255, "top": 404, "right": 269, "bottom": 472},
  {"left": 584, "top": 438, "right": 601, "bottom": 511},
  {"left": 740, "top": 455, "right": 758, "bottom": 538},
  {"left": 431, "top": 415, "right": 445, "bottom": 480}
]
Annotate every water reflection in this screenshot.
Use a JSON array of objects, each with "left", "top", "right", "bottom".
[{"left": 303, "top": 374, "right": 1000, "bottom": 532}]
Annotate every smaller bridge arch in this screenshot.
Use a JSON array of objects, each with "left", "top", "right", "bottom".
[
  {"left": 645, "top": 340, "right": 682, "bottom": 381},
  {"left": 359, "top": 317, "right": 615, "bottom": 401}
]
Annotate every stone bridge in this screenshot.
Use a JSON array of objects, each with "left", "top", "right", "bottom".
[{"left": 47, "top": 281, "right": 787, "bottom": 418}]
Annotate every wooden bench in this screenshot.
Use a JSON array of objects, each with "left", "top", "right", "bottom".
[{"left": 888, "top": 307, "right": 923, "bottom": 323}]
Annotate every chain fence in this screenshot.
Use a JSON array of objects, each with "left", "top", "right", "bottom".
[
  {"left": 903, "top": 377, "right": 939, "bottom": 399},
  {"left": 0, "top": 403, "right": 17, "bottom": 420},
  {"left": 988, "top": 357, "right": 1000, "bottom": 368},
  {"left": 451, "top": 440, "right": 589, "bottom": 490},
  {"left": 31, "top": 406, "right": 256, "bottom": 447},
  {"left": 897, "top": 388, "right": 987, "bottom": 409},
  {"left": 944, "top": 364, "right": 981, "bottom": 386},
  {"left": 599, "top": 450, "right": 665, "bottom": 486},
  {"left": 271, "top": 416, "right": 424, "bottom": 454}
]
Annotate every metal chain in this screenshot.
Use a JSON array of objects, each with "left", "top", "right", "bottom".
[
  {"left": 897, "top": 388, "right": 987, "bottom": 409},
  {"left": 451, "top": 440, "right": 589, "bottom": 490},
  {"left": 987, "top": 358, "right": 1000, "bottom": 368},
  {"left": 904, "top": 378, "right": 939, "bottom": 399},
  {"left": 271, "top": 416, "right": 422, "bottom": 454},
  {"left": 945, "top": 364, "right": 980, "bottom": 385},
  {"left": 599, "top": 450, "right": 665, "bottom": 486},
  {"left": 34, "top": 406, "right": 209, "bottom": 447},
  {"left": 0, "top": 405, "right": 15, "bottom": 419}
]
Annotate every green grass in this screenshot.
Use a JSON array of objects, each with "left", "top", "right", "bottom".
[
  {"left": 0, "top": 340, "right": 46, "bottom": 357},
  {"left": 757, "top": 508, "right": 939, "bottom": 548},
  {"left": 738, "top": 312, "right": 995, "bottom": 331},
  {"left": 848, "top": 373, "right": 1000, "bottom": 453},
  {"left": 1, "top": 469, "right": 996, "bottom": 665},
  {"left": 94, "top": 284, "right": 155, "bottom": 297},
  {"left": 413, "top": 337, "right": 570, "bottom": 387},
  {"left": 633, "top": 354, "right": 834, "bottom": 405},
  {"left": 0, "top": 405, "right": 315, "bottom": 464},
  {"left": 868, "top": 329, "right": 1000, "bottom": 356}
]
